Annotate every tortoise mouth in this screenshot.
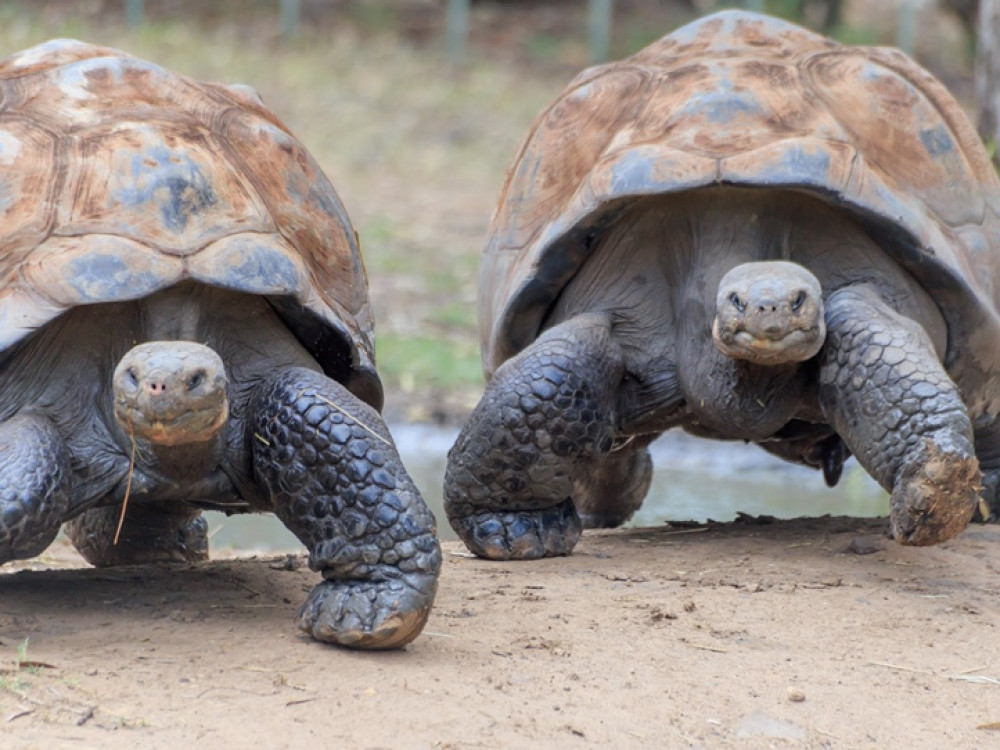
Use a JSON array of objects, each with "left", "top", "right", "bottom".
[
  {"left": 712, "top": 321, "right": 825, "bottom": 365},
  {"left": 115, "top": 400, "right": 230, "bottom": 447}
]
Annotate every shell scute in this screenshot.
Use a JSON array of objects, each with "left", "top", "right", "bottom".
[
  {"left": 189, "top": 233, "right": 309, "bottom": 297},
  {"left": 0, "top": 119, "right": 60, "bottom": 263},
  {"left": 56, "top": 242, "right": 179, "bottom": 303},
  {"left": 11, "top": 54, "right": 230, "bottom": 134},
  {"left": 719, "top": 136, "right": 855, "bottom": 192},
  {"left": 0, "top": 38, "right": 114, "bottom": 78},
  {"left": 490, "top": 66, "right": 651, "bottom": 256},
  {"left": 59, "top": 122, "right": 271, "bottom": 254},
  {"left": 804, "top": 50, "right": 984, "bottom": 227},
  {"left": 11, "top": 235, "right": 183, "bottom": 348},
  {"left": 218, "top": 109, "right": 369, "bottom": 333}
]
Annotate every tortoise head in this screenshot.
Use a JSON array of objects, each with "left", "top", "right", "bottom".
[
  {"left": 712, "top": 261, "right": 825, "bottom": 366},
  {"left": 113, "top": 342, "right": 229, "bottom": 447}
]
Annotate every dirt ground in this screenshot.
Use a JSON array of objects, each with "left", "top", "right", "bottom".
[{"left": 2, "top": 516, "right": 999, "bottom": 749}]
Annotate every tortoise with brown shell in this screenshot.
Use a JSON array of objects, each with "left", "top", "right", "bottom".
[
  {"left": 0, "top": 39, "right": 440, "bottom": 649},
  {"left": 445, "top": 11, "right": 1000, "bottom": 560}
]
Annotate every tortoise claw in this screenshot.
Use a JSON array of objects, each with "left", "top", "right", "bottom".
[
  {"left": 821, "top": 436, "right": 847, "bottom": 488},
  {"left": 297, "top": 577, "right": 436, "bottom": 650},
  {"left": 450, "top": 500, "right": 582, "bottom": 561},
  {"left": 889, "top": 441, "right": 978, "bottom": 546}
]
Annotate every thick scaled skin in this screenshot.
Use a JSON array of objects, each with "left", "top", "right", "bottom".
[
  {"left": 818, "top": 287, "right": 979, "bottom": 544},
  {"left": 0, "top": 40, "right": 439, "bottom": 649},
  {"left": 0, "top": 415, "right": 71, "bottom": 561},
  {"left": 253, "top": 369, "right": 440, "bottom": 648},
  {"left": 445, "top": 314, "right": 619, "bottom": 559},
  {"left": 446, "top": 9, "right": 1000, "bottom": 559}
]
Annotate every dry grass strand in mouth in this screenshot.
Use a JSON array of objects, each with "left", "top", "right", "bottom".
[{"left": 114, "top": 424, "right": 137, "bottom": 546}]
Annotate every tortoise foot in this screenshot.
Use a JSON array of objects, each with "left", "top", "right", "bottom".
[
  {"left": 890, "top": 441, "right": 979, "bottom": 545},
  {"left": 297, "top": 577, "right": 436, "bottom": 650},
  {"left": 451, "top": 499, "right": 581, "bottom": 560},
  {"left": 65, "top": 504, "right": 209, "bottom": 566},
  {"left": 575, "top": 444, "right": 653, "bottom": 530}
]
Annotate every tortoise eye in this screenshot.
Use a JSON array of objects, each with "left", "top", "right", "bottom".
[
  {"left": 729, "top": 292, "right": 746, "bottom": 313},
  {"left": 126, "top": 368, "right": 139, "bottom": 387},
  {"left": 187, "top": 372, "right": 204, "bottom": 391},
  {"left": 791, "top": 291, "right": 807, "bottom": 311}
]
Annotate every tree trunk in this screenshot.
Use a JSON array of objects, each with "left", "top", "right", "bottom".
[{"left": 976, "top": 0, "right": 1000, "bottom": 164}]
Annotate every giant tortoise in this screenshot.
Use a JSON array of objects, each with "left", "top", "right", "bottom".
[
  {"left": 444, "top": 10, "right": 1000, "bottom": 559},
  {"left": 0, "top": 40, "right": 440, "bottom": 649}
]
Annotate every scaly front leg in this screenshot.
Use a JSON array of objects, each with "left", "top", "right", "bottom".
[
  {"left": 251, "top": 368, "right": 441, "bottom": 649},
  {"left": 445, "top": 313, "right": 624, "bottom": 559},
  {"left": 819, "top": 286, "right": 979, "bottom": 545},
  {"left": 0, "top": 413, "right": 71, "bottom": 563}
]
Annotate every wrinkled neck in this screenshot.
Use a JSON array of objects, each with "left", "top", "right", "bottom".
[
  {"left": 126, "top": 431, "right": 226, "bottom": 483},
  {"left": 679, "top": 338, "right": 807, "bottom": 440}
]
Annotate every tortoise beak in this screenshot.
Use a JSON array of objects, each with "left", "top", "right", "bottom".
[
  {"left": 113, "top": 342, "right": 229, "bottom": 446},
  {"left": 712, "top": 261, "right": 826, "bottom": 366}
]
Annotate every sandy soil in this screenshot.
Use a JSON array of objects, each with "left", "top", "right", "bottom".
[{"left": 2, "top": 516, "right": 998, "bottom": 749}]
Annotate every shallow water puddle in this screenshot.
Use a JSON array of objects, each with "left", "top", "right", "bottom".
[{"left": 206, "top": 424, "right": 888, "bottom": 552}]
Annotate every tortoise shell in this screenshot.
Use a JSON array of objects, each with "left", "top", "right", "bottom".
[
  {"left": 481, "top": 10, "right": 1000, "bottom": 417},
  {"left": 0, "top": 39, "right": 381, "bottom": 409}
]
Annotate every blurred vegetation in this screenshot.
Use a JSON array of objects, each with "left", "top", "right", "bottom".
[{"left": 0, "top": 0, "right": 978, "bottom": 422}]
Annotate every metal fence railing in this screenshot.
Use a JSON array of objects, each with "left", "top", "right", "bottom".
[
  {"left": 444, "top": 0, "right": 614, "bottom": 63},
  {"left": 120, "top": 0, "right": 617, "bottom": 61},
  {"left": 120, "top": 1, "right": 927, "bottom": 62}
]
